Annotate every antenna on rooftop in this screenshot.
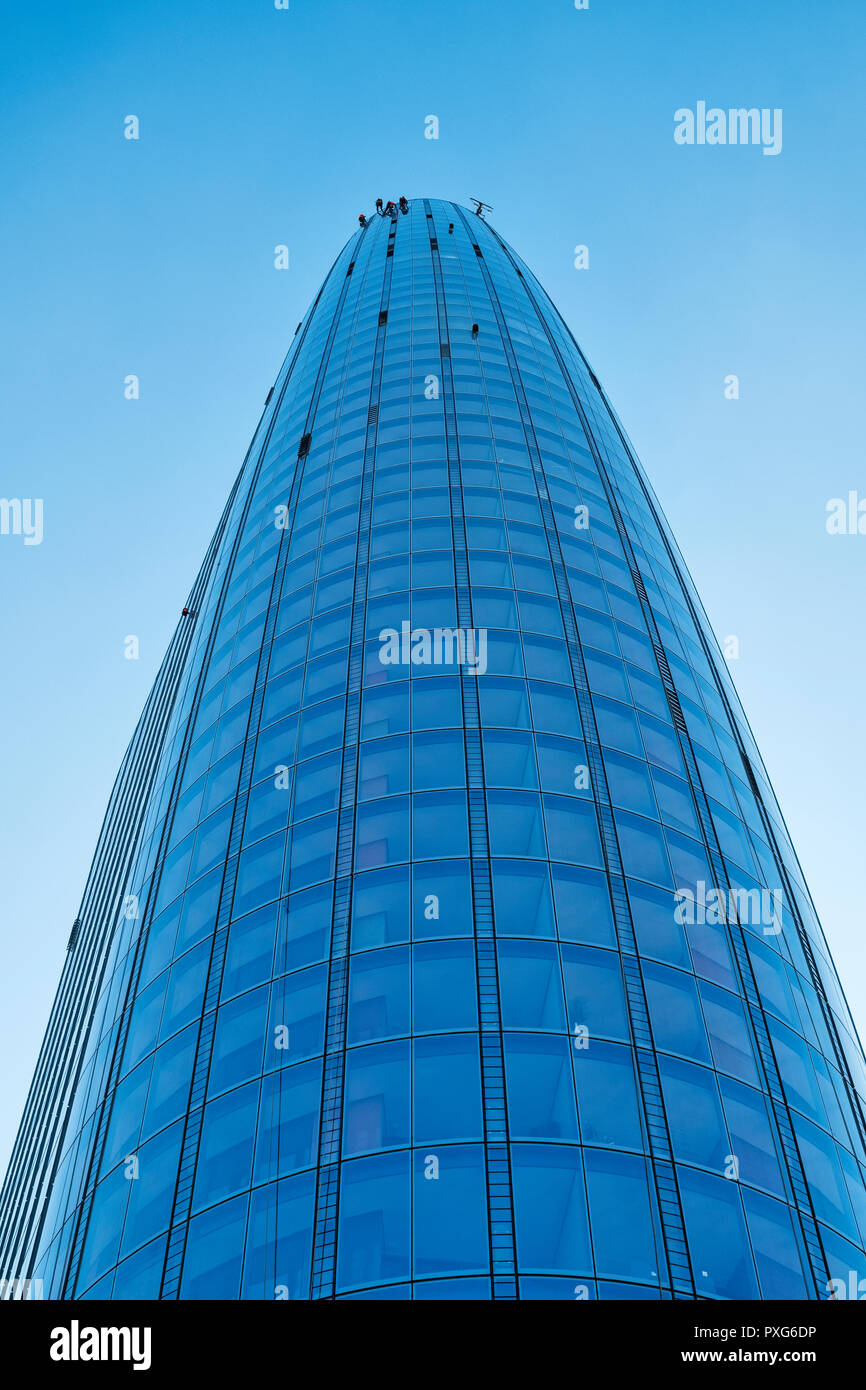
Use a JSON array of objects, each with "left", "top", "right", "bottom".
[{"left": 470, "top": 197, "right": 493, "bottom": 217}]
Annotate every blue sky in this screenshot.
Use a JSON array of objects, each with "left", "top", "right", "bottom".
[{"left": 1, "top": 0, "right": 865, "bottom": 1172}]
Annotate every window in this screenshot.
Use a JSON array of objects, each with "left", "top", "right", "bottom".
[
  {"left": 487, "top": 791, "right": 545, "bottom": 858},
  {"left": 358, "top": 737, "right": 411, "bottom": 801},
  {"left": 678, "top": 1168, "right": 759, "bottom": 1300},
  {"left": 223, "top": 904, "right": 278, "bottom": 998},
  {"left": 627, "top": 878, "right": 689, "bottom": 969},
  {"left": 193, "top": 1082, "right": 259, "bottom": 1213},
  {"left": 348, "top": 948, "right": 410, "bottom": 1044},
  {"left": 413, "top": 941, "right": 476, "bottom": 1031},
  {"left": 159, "top": 941, "right": 209, "bottom": 1045},
  {"left": 352, "top": 867, "right": 410, "bottom": 949},
  {"left": 235, "top": 833, "right": 285, "bottom": 915},
  {"left": 544, "top": 796, "right": 603, "bottom": 868},
  {"left": 181, "top": 1194, "right": 249, "bottom": 1299},
  {"left": 741, "top": 1188, "right": 809, "bottom": 1299},
  {"left": 241, "top": 1172, "right": 315, "bottom": 1300},
  {"left": 483, "top": 730, "right": 538, "bottom": 789},
  {"left": 412, "top": 790, "right": 469, "bottom": 859},
  {"left": 614, "top": 811, "right": 672, "bottom": 887},
  {"left": 699, "top": 980, "right": 759, "bottom": 1086},
  {"left": 505, "top": 1035, "right": 578, "bottom": 1140},
  {"left": 573, "top": 1041, "right": 642, "bottom": 1150},
  {"left": 413, "top": 1035, "right": 482, "bottom": 1143},
  {"left": 343, "top": 1041, "right": 410, "bottom": 1155},
  {"left": 492, "top": 860, "right": 555, "bottom": 937},
  {"left": 119, "top": 1121, "right": 183, "bottom": 1260},
  {"left": 266, "top": 964, "right": 327, "bottom": 1065},
  {"left": 337, "top": 1152, "right": 411, "bottom": 1291},
  {"left": 511, "top": 1144, "right": 591, "bottom": 1274},
  {"left": 413, "top": 1146, "right": 489, "bottom": 1277},
  {"left": 411, "top": 730, "right": 465, "bottom": 790},
  {"left": 141, "top": 1026, "right": 197, "bottom": 1142},
  {"left": 658, "top": 1055, "right": 729, "bottom": 1169},
  {"left": 355, "top": 798, "right": 410, "bottom": 870},
  {"left": 562, "top": 944, "right": 629, "bottom": 1043},
  {"left": 498, "top": 941, "right": 566, "bottom": 1031},
  {"left": 643, "top": 961, "right": 711, "bottom": 1064},
  {"left": 719, "top": 1075, "right": 785, "bottom": 1198},
  {"left": 584, "top": 1150, "right": 658, "bottom": 1284}
]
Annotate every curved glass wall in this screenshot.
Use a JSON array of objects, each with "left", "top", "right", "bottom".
[{"left": 3, "top": 199, "right": 866, "bottom": 1303}]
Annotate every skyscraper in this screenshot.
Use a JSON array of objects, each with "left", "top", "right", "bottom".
[{"left": 3, "top": 198, "right": 866, "bottom": 1302}]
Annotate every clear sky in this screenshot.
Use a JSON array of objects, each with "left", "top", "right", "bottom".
[{"left": 1, "top": 0, "right": 865, "bottom": 1175}]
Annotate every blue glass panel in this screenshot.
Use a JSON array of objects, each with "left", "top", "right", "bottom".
[
  {"left": 412, "top": 790, "right": 469, "bottom": 859},
  {"left": 352, "top": 866, "right": 410, "bottom": 949},
  {"left": 544, "top": 796, "right": 604, "bottom": 868},
  {"left": 678, "top": 1167, "right": 760, "bottom": 1300},
  {"left": 573, "top": 1041, "right": 643, "bottom": 1150},
  {"left": 111, "top": 1236, "right": 168, "bottom": 1301},
  {"left": 141, "top": 1025, "right": 196, "bottom": 1141},
  {"left": 266, "top": 965, "right": 327, "bottom": 1065},
  {"left": 412, "top": 940, "right": 477, "bottom": 1031},
  {"left": 193, "top": 1081, "right": 259, "bottom": 1213},
  {"left": 337, "top": 1152, "right": 411, "bottom": 1292},
  {"left": 344, "top": 1041, "right": 410, "bottom": 1155},
  {"left": 492, "top": 860, "right": 555, "bottom": 938},
  {"left": 584, "top": 1149, "right": 659, "bottom": 1283},
  {"left": 119, "top": 1121, "right": 183, "bottom": 1260},
  {"left": 505, "top": 1035, "right": 578, "bottom": 1140},
  {"left": 209, "top": 986, "right": 269, "bottom": 1096},
  {"left": 627, "top": 878, "right": 689, "bottom": 969},
  {"left": 487, "top": 791, "right": 545, "bottom": 858},
  {"left": 235, "top": 833, "right": 285, "bottom": 915},
  {"left": 159, "top": 941, "right": 210, "bottom": 1044},
  {"left": 740, "top": 1188, "right": 809, "bottom": 1299},
  {"left": 241, "top": 1172, "right": 315, "bottom": 1301},
  {"left": 562, "top": 944, "right": 629, "bottom": 1043},
  {"left": 511, "top": 1144, "right": 591, "bottom": 1275},
  {"left": 643, "top": 961, "right": 712, "bottom": 1064},
  {"left": 222, "top": 903, "right": 279, "bottom": 999},
  {"left": 498, "top": 940, "right": 567, "bottom": 1031},
  {"left": 413, "top": 1277, "right": 491, "bottom": 1300},
  {"left": 181, "top": 1194, "right": 249, "bottom": 1299},
  {"left": 551, "top": 864, "right": 615, "bottom": 947},
  {"left": 521, "top": 1275, "right": 596, "bottom": 1300},
  {"left": 348, "top": 947, "right": 410, "bottom": 1044},
  {"left": 658, "top": 1055, "right": 729, "bottom": 1169},
  {"left": 17, "top": 199, "right": 866, "bottom": 1306},
  {"left": 413, "top": 1035, "right": 482, "bottom": 1144},
  {"left": 413, "top": 1146, "right": 489, "bottom": 1277},
  {"left": 355, "top": 798, "right": 410, "bottom": 870}
]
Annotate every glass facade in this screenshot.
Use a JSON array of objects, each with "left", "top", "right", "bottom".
[{"left": 3, "top": 198, "right": 866, "bottom": 1302}]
